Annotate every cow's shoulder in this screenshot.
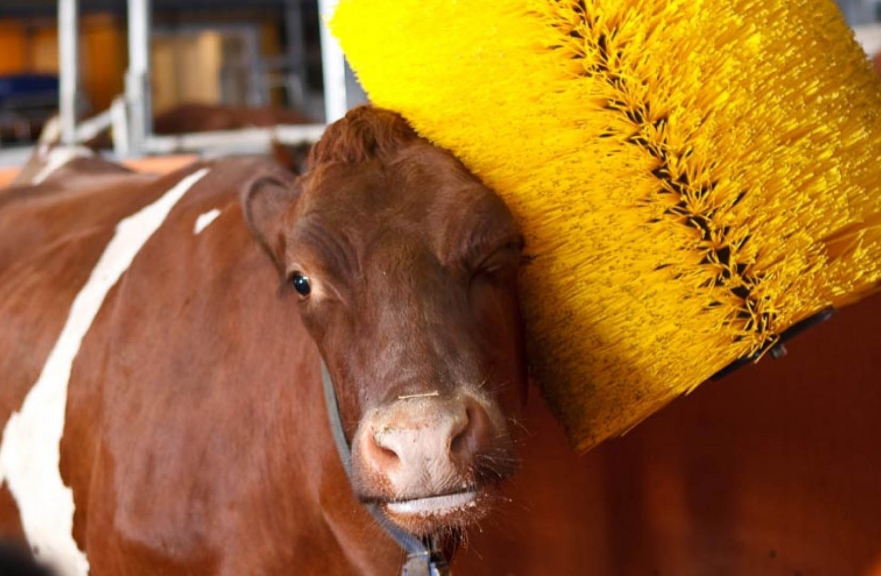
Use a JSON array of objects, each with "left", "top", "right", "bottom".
[
  {"left": 0, "top": 159, "right": 212, "bottom": 435},
  {"left": 0, "top": 154, "right": 305, "bottom": 573},
  {"left": 0, "top": 159, "right": 214, "bottom": 428},
  {"left": 59, "top": 157, "right": 321, "bottom": 573}
]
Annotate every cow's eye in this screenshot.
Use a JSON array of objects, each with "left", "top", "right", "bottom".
[
  {"left": 473, "top": 242, "right": 522, "bottom": 280},
  {"left": 290, "top": 273, "right": 311, "bottom": 296}
]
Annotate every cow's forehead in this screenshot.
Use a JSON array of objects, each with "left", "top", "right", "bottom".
[
  {"left": 297, "top": 143, "right": 504, "bottom": 241},
  {"left": 284, "top": 148, "right": 519, "bottom": 285}
]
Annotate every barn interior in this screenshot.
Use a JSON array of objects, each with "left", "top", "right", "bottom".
[{"left": 0, "top": 0, "right": 370, "bottom": 176}]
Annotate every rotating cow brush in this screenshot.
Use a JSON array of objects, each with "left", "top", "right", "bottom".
[{"left": 331, "top": 0, "right": 881, "bottom": 451}]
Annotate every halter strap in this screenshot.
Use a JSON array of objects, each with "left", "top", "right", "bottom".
[{"left": 320, "top": 361, "right": 450, "bottom": 576}]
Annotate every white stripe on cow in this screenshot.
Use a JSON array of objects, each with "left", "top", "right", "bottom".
[
  {"left": 0, "top": 167, "right": 210, "bottom": 576},
  {"left": 193, "top": 208, "right": 222, "bottom": 235}
]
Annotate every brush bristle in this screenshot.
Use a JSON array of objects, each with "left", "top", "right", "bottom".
[{"left": 331, "top": 0, "right": 881, "bottom": 451}]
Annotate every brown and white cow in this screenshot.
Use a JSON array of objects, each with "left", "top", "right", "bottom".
[
  {"left": 85, "top": 102, "right": 314, "bottom": 149},
  {"left": 0, "top": 106, "right": 525, "bottom": 575},
  {"left": 3, "top": 104, "right": 881, "bottom": 576},
  {"left": 83, "top": 103, "right": 315, "bottom": 175}
]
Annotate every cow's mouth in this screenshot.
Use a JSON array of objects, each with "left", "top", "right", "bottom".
[
  {"left": 385, "top": 490, "right": 478, "bottom": 517},
  {"left": 377, "top": 488, "right": 491, "bottom": 535}
]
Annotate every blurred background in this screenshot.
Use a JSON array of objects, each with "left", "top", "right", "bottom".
[
  {"left": 0, "top": 0, "right": 368, "bottom": 153},
  {"left": 838, "top": 0, "right": 881, "bottom": 24}
]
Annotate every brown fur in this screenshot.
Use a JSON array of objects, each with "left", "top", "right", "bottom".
[{"left": 83, "top": 103, "right": 314, "bottom": 174}]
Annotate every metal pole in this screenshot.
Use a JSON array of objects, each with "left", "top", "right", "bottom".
[
  {"left": 58, "top": 0, "right": 79, "bottom": 145},
  {"left": 110, "top": 97, "right": 130, "bottom": 158},
  {"left": 283, "top": 0, "right": 307, "bottom": 108},
  {"left": 126, "top": 0, "right": 152, "bottom": 155},
  {"left": 244, "top": 29, "right": 264, "bottom": 106},
  {"left": 317, "top": 0, "right": 348, "bottom": 122}
]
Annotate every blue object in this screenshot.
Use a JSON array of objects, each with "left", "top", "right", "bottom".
[{"left": 0, "top": 74, "right": 58, "bottom": 108}]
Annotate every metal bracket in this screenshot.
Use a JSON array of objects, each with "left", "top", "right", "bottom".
[
  {"left": 711, "top": 307, "right": 836, "bottom": 380},
  {"left": 402, "top": 552, "right": 450, "bottom": 576}
]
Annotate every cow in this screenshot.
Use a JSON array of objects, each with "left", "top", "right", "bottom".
[
  {"left": 84, "top": 103, "right": 315, "bottom": 174},
  {"left": 85, "top": 102, "right": 314, "bottom": 148},
  {"left": 0, "top": 105, "right": 526, "bottom": 575},
  {"left": 154, "top": 103, "right": 313, "bottom": 134}
]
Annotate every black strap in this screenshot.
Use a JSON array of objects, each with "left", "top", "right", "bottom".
[
  {"left": 711, "top": 307, "right": 835, "bottom": 380},
  {"left": 320, "top": 362, "right": 449, "bottom": 576}
]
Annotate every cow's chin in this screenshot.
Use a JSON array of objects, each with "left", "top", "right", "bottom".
[{"left": 374, "top": 486, "right": 497, "bottom": 536}]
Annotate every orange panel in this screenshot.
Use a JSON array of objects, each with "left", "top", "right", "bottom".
[
  {"left": 82, "top": 14, "right": 125, "bottom": 111},
  {"left": 0, "top": 21, "right": 27, "bottom": 75},
  {"left": 120, "top": 155, "right": 200, "bottom": 174},
  {"left": 31, "top": 27, "right": 58, "bottom": 73},
  {"left": 0, "top": 155, "right": 200, "bottom": 189}
]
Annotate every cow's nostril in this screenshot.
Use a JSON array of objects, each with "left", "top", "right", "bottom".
[
  {"left": 369, "top": 430, "right": 401, "bottom": 468},
  {"left": 449, "top": 406, "right": 473, "bottom": 456},
  {"left": 377, "top": 444, "right": 399, "bottom": 462},
  {"left": 450, "top": 403, "right": 491, "bottom": 464}
]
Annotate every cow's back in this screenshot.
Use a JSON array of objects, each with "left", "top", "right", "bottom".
[
  {"left": 0, "top": 160, "right": 176, "bottom": 541},
  {"left": 0, "top": 159, "right": 184, "bottom": 391},
  {"left": 60, "top": 159, "right": 317, "bottom": 574},
  {"left": 0, "top": 157, "right": 398, "bottom": 575}
]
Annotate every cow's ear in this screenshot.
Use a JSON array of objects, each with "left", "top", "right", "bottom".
[{"left": 242, "top": 172, "right": 300, "bottom": 272}]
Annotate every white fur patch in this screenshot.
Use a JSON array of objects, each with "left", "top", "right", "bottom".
[
  {"left": 0, "top": 167, "right": 210, "bottom": 576},
  {"left": 193, "top": 208, "right": 221, "bottom": 235},
  {"left": 32, "top": 146, "right": 94, "bottom": 185}
]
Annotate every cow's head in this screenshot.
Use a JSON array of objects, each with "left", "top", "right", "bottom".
[{"left": 244, "top": 106, "right": 526, "bottom": 536}]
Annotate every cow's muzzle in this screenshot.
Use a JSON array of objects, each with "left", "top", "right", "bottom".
[{"left": 351, "top": 393, "right": 515, "bottom": 534}]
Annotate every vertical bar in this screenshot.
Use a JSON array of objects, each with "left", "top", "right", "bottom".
[
  {"left": 58, "top": 0, "right": 79, "bottom": 145},
  {"left": 317, "top": 0, "right": 348, "bottom": 122},
  {"left": 126, "top": 0, "right": 152, "bottom": 155},
  {"left": 245, "top": 29, "right": 264, "bottom": 106},
  {"left": 283, "top": 0, "right": 307, "bottom": 108},
  {"left": 110, "top": 97, "right": 130, "bottom": 158},
  {"left": 344, "top": 60, "right": 368, "bottom": 107}
]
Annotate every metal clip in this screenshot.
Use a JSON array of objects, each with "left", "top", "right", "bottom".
[{"left": 401, "top": 552, "right": 450, "bottom": 576}]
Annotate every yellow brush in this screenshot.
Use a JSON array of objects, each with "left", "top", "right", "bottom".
[{"left": 331, "top": 0, "right": 881, "bottom": 451}]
